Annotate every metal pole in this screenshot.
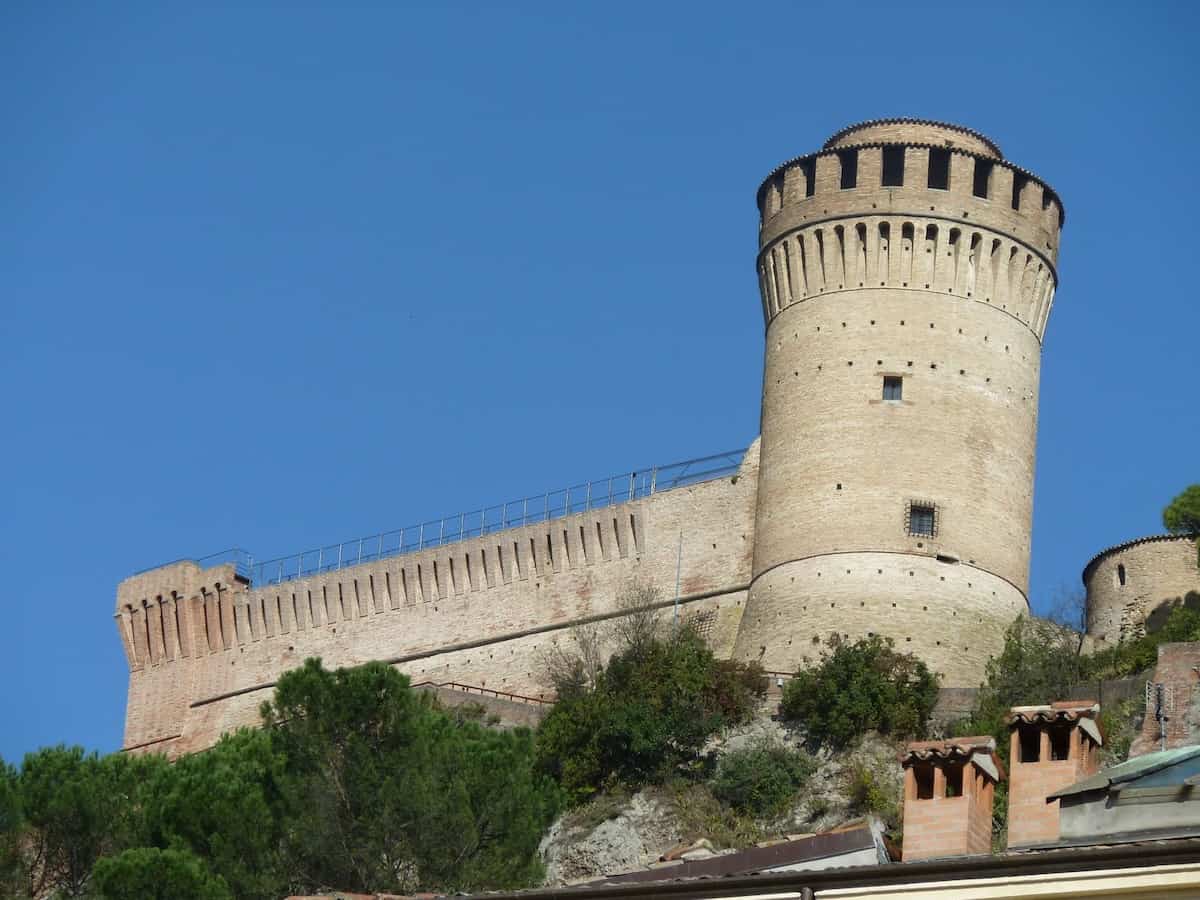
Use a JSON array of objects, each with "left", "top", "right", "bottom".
[{"left": 673, "top": 530, "right": 683, "bottom": 629}]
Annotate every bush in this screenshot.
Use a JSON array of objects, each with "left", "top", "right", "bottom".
[
  {"left": 780, "top": 635, "right": 938, "bottom": 749},
  {"left": 846, "top": 762, "right": 900, "bottom": 834},
  {"left": 536, "top": 627, "right": 765, "bottom": 803},
  {"left": 93, "top": 847, "right": 230, "bottom": 900},
  {"left": 710, "top": 741, "right": 816, "bottom": 817}
]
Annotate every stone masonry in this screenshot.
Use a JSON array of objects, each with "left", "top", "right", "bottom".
[
  {"left": 1084, "top": 534, "right": 1200, "bottom": 646},
  {"left": 115, "top": 120, "right": 1066, "bottom": 756}
]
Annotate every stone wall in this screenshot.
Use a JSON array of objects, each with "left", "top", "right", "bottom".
[
  {"left": 117, "top": 448, "right": 759, "bottom": 755},
  {"left": 1084, "top": 535, "right": 1200, "bottom": 645}
]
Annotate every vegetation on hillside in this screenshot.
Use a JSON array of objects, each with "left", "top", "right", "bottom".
[
  {"left": 0, "top": 661, "right": 559, "bottom": 899},
  {"left": 535, "top": 586, "right": 766, "bottom": 804},
  {"left": 779, "top": 634, "right": 939, "bottom": 749}
]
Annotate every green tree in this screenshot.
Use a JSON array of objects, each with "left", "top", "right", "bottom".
[
  {"left": 17, "top": 746, "right": 164, "bottom": 897},
  {"left": 780, "top": 634, "right": 938, "bottom": 749},
  {"left": 1164, "top": 484, "right": 1200, "bottom": 565},
  {"left": 0, "top": 759, "right": 22, "bottom": 895},
  {"left": 535, "top": 627, "right": 764, "bottom": 803},
  {"left": 92, "top": 847, "right": 230, "bottom": 900},
  {"left": 138, "top": 729, "right": 288, "bottom": 900},
  {"left": 710, "top": 740, "right": 816, "bottom": 817},
  {"left": 262, "top": 658, "right": 557, "bottom": 894}
]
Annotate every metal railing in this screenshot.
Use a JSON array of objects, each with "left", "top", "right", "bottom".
[
  {"left": 131, "top": 548, "right": 253, "bottom": 580},
  {"left": 249, "top": 448, "right": 745, "bottom": 587},
  {"left": 135, "top": 448, "right": 746, "bottom": 588}
]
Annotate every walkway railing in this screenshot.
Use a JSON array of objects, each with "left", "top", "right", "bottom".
[{"left": 136, "top": 448, "right": 747, "bottom": 588}]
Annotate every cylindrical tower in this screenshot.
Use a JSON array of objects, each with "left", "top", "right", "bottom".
[
  {"left": 1083, "top": 535, "right": 1200, "bottom": 646},
  {"left": 733, "top": 119, "right": 1064, "bottom": 687}
]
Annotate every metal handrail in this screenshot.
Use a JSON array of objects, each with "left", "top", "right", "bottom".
[{"left": 136, "top": 448, "right": 747, "bottom": 588}]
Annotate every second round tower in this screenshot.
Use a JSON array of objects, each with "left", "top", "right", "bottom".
[{"left": 732, "top": 119, "right": 1064, "bottom": 687}]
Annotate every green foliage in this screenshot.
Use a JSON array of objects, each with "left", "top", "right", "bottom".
[
  {"left": 0, "top": 759, "right": 21, "bottom": 895},
  {"left": 955, "top": 617, "right": 1088, "bottom": 750},
  {"left": 16, "top": 745, "right": 164, "bottom": 897},
  {"left": 138, "top": 729, "right": 288, "bottom": 900},
  {"left": 92, "top": 847, "right": 230, "bottom": 900},
  {"left": 780, "top": 635, "right": 939, "bottom": 749},
  {"left": 535, "top": 627, "right": 765, "bottom": 803},
  {"left": 846, "top": 762, "right": 901, "bottom": 835},
  {"left": 1165, "top": 485, "right": 1200, "bottom": 566},
  {"left": 710, "top": 740, "right": 816, "bottom": 817},
  {"left": 263, "top": 659, "right": 558, "bottom": 894},
  {"left": 1164, "top": 485, "right": 1200, "bottom": 536},
  {"left": 661, "top": 781, "right": 767, "bottom": 849}
]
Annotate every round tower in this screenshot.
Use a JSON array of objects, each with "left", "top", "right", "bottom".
[
  {"left": 1083, "top": 535, "right": 1200, "bottom": 645},
  {"left": 732, "top": 119, "right": 1065, "bottom": 687}
]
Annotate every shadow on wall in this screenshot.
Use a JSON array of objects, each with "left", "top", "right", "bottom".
[{"left": 1146, "top": 592, "right": 1200, "bottom": 634}]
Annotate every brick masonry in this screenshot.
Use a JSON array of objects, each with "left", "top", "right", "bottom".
[
  {"left": 115, "top": 120, "right": 1067, "bottom": 755},
  {"left": 1131, "top": 643, "right": 1200, "bottom": 757}
]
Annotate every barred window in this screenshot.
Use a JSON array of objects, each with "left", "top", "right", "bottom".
[
  {"left": 907, "top": 502, "right": 937, "bottom": 537},
  {"left": 883, "top": 375, "right": 903, "bottom": 401}
]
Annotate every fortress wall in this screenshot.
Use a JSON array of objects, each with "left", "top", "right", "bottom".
[
  {"left": 1085, "top": 535, "right": 1200, "bottom": 645},
  {"left": 735, "top": 553, "right": 1025, "bottom": 686},
  {"left": 118, "top": 448, "right": 759, "bottom": 754}
]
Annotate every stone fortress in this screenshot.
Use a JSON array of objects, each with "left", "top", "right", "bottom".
[{"left": 113, "top": 119, "right": 1195, "bottom": 757}]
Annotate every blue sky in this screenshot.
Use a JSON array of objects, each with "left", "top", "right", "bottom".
[{"left": 1, "top": 2, "right": 1196, "bottom": 763}]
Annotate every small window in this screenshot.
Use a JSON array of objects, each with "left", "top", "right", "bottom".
[
  {"left": 927, "top": 148, "right": 950, "bottom": 190},
  {"left": 1019, "top": 724, "right": 1041, "bottom": 763},
  {"left": 883, "top": 375, "right": 903, "bottom": 401},
  {"left": 973, "top": 159, "right": 993, "bottom": 198},
  {"left": 881, "top": 146, "right": 905, "bottom": 187},
  {"left": 908, "top": 503, "right": 936, "bottom": 537},
  {"left": 1117, "top": 564, "right": 1127, "bottom": 586},
  {"left": 914, "top": 764, "right": 934, "bottom": 799},
  {"left": 944, "top": 764, "right": 964, "bottom": 797},
  {"left": 1049, "top": 725, "right": 1072, "bottom": 761},
  {"left": 838, "top": 149, "right": 858, "bottom": 189}
]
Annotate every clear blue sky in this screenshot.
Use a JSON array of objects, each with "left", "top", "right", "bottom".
[{"left": 2, "top": 2, "right": 1196, "bottom": 763}]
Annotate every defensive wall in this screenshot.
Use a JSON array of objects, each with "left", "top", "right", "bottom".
[
  {"left": 116, "top": 119, "right": 1071, "bottom": 755},
  {"left": 117, "top": 447, "right": 760, "bottom": 756},
  {"left": 1084, "top": 534, "right": 1200, "bottom": 645}
]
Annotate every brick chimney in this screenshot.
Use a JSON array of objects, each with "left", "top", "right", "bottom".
[
  {"left": 1006, "top": 701, "right": 1102, "bottom": 848},
  {"left": 900, "top": 736, "right": 1004, "bottom": 861}
]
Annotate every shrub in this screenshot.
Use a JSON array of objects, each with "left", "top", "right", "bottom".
[
  {"left": 710, "top": 740, "right": 816, "bottom": 817},
  {"left": 780, "top": 635, "right": 938, "bottom": 749},
  {"left": 536, "top": 626, "right": 765, "bottom": 803},
  {"left": 846, "top": 762, "right": 899, "bottom": 830}
]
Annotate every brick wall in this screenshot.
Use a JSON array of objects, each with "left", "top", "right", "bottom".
[
  {"left": 1131, "top": 643, "right": 1200, "bottom": 757},
  {"left": 1006, "top": 720, "right": 1100, "bottom": 848}
]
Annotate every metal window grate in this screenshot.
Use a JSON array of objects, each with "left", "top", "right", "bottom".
[{"left": 906, "top": 501, "right": 938, "bottom": 537}]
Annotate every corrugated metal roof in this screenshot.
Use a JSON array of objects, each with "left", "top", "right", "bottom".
[{"left": 1049, "top": 745, "right": 1200, "bottom": 799}]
